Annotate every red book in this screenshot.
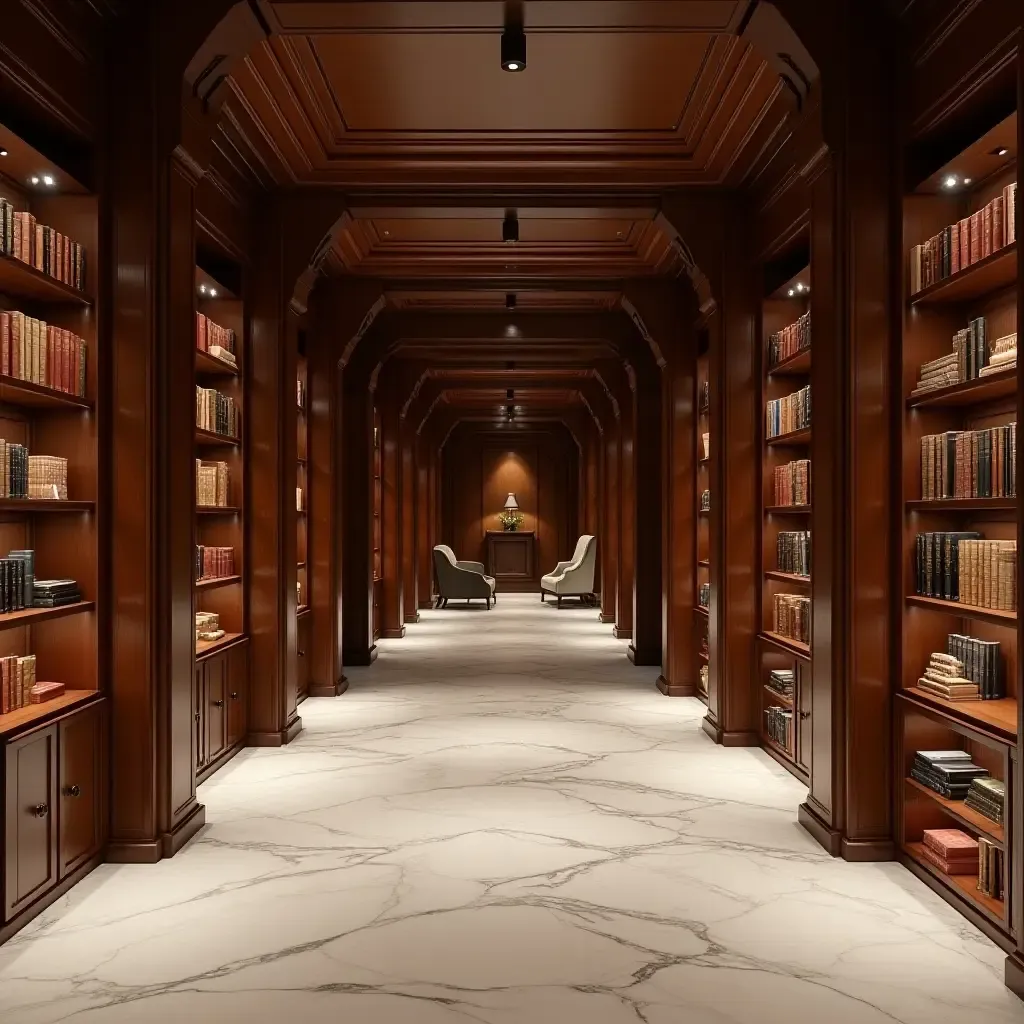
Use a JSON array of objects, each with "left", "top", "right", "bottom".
[
  {"left": 950, "top": 221, "right": 960, "bottom": 274},
  {"left": 981, "top": 203, "right": 993, "bottom": 259},
  {"left": 34, "top": 223, "right": 44, "bottom": 271},
  {"left": 10, "top": 312, "right": 20, "bottom": 378},
  {"left": 0, "top": 311, "right": 8, "bottom": 376},
  {"left": 71, "top": 335, "right": 80, "bottom": 395},
  {"left": 1, "top": 659, "right": 9, "bottom": 715},
  {"left": 63, "top": 331, "right": 71, "bottom": 393},
  {"left": 29, "top": 681, "right": 65, "bottom": 704},
  {"left": 63, "top": 236, "right": 71, "bottom": 284},
  {"left": 923, "top": 828, "right": 979, "bottom": 857},
  {"left": 958, "top": 217, "right": 970, "bottom": 269},
  {"left": 969, "top": 211, "right": 982, "bottom": 264},
  {"left": 993, "top": 196, "right": 1005, "bottom": 251}
]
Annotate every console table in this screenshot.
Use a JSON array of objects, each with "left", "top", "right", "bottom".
[{"left": 485, "top": 531, "right": 536, "bottom": 591}]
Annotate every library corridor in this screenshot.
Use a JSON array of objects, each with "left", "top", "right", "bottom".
[{"left": 0, "top": 593, "right": 1016, "bottom": 1023}]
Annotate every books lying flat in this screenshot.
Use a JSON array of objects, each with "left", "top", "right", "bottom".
[
  {"left": 912, "top": 751, "right": 989, "bottom": 799},
  {"left": 921, "top": 828, "right": 979, "bottom": 875},
  {"left": 32, "top": 578, "right": 81, "bottom": 607},
  {"left": 965, "top": 777, "right": 1005, "bottom": 826}
]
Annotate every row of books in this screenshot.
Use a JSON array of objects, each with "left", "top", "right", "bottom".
[
  {"left": 912, "top": 751, "right": 1004, "bottom": 829},
  {"left": 0, "top": 444, "right": 68, "bottom": 500},
  {"left": 0, "top": 654, "right": 36, "bottom": 714},
  {"left": 766, "top": 668, "right": 794, "bottom": 698},
  {"left": 767, "top": 311, "right": 810, "bottom": 369},
  {"left": 764, "top": 705, "right": 792, "bottom": 749},
  {"left": 196, "top": 460, "right": 230, "bottom": 507},
  {"left": 196, "top": 387, "right": 240, "bottom": 439},
  {"left": 698, "top": 582, "right": 710, "bottom": 608},
  {"left": 909, "top": 182, "right": 1017, "bottom": 294},
  {"left": 773, "top": 593, "right": 810, "bottom": 645},
  {"left": 766, "top": 385, "right": 810, "bottom": 439},
  {"left": 195, "top": 313, "right": 236, "bottom": 364},
  {"left": 773, "top": 460, "right": 810, "bottom": 506},
  {"left": 699, "top": 489, "right": 710, "bottom": 512},
  {"left": 777, "top": 531, "right": 810, "bottom": 577},
  {"left": 0, "top": 311, "right": 88, "bottom": 396},
  {"left": 0, "top": 200, "right": 86, "bottom": 291},
  {"left": 913, "top": 533, "right": 1016, "bottom": 610},
  {"left": 919, "top": 424, "right": 1016, "bottom": 500},
  {"left": 979, "top": 837, "right": 1004, "bottom": 900},
  {"left": 196, "top": 545, "right": 235, "bottom": 582},
  {"left": 916, "top": 644, "right": 1002, "bottom": 703},
  {"left": 699, "top": 380, "right": 709, "bottom": 412}
]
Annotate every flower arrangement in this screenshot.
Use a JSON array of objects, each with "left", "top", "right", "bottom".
[{"left": 498, "top": 508, "right": 524, "bottom": 531}]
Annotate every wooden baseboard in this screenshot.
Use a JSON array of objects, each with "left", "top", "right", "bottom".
[
  {"left": 720, "top": 729, "right": 760, "bottom": 747},
  {"left": 418, "top": 599, "right": 434, "bottom": 609},
  {"left": 309, "top": 676, "right": 348, "bottom": 698},
  {"left": 197, "top": 740, "right": 246, "bottom": 785},
  {"left": 701, "top": 711, "right": 722, "bottom": 743},
  {"left": 612, "top": 625, "right": 632, "bottom": 640},
  {"left": 656, "top": 675, "right": 696, "bottom": 697},
  {"left": 404, "top": 611, "right": 421, "bottom": 624},
  {"left": 1004, "top": 952, "right": 1024, "bottom": 1000},
  {"left": 381, "top": 626, "right": 406, "bottom": 639},
  {"left": 798, "top": 800, "right": 842, "bottom": 856},
  {"left": 628, "top": 643, "right": 659, "bottom": 666},
  {"left": 598, "top": 611, "right": 616, "bottom": 623},
  {"left": 161, "top": 800, "right": 206, "bottom": 858},
  {"left": 106, "top": 838, "right": 162, "bottom": 864},
  {"left": 248, "top": 714, "right": 303, "bottom": 748},
  {"left": 0, "top": 853, "right": 104, "bottom": 944},
  {"left": 841, "top": 836, "right": 895, "bottom": 862}
]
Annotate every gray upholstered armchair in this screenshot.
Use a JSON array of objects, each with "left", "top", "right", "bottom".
[
  {"left": 432, "top": 545, "right": 497, "bottom": 608},
  {"left": 540, "top": 535, "right": 597, "bottom": 606}
]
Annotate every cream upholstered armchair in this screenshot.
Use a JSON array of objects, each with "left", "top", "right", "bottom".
[
  {"left": 540, "top": 535, "right": 597, "bottom": 606},
  {"left": 432, "top": 545, "right": 496, "bottom": 609}
]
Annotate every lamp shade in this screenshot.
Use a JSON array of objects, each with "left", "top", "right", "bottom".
[{"left": 503, "top": 492, "right": 519, "bottom": 510}]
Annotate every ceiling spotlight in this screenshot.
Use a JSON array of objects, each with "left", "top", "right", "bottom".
[
  {"left": 42, "top": 174, "right": 55, "bottom": 187},
  {"left": 500, "top": 2, "right": 526, "bottom": 72},
  {"left": 209, "top": 288, "right": 217, "bottom": 298},
  {"left": 502, "top": 210, "right": 519, "bottom": 244},
  {"left": 943, "top": 174, "right": 959, "bottom": 189},
  {"left": 0, "top": 149, "right": 7, "bottom": 157},
  {"left": 787, "top": 289, "right": 795, "bottom": 297},
  {"left": 506, "top": 293, "right": 516, "bottom": 309},
  {"left": 795, "top": 283, "right": 805, "bottom": 292},
  {"left": 30, "top": 176, "right": 39, "bottom": 185},
  {"left": 964, "top": 177, "right": 972, "bottom": 185},
  {"left": 995, "top": 147, "right": 1010, "bottom": 157},
  {"left": 199, "top": 284, "right": 207, "bottom": 294}
]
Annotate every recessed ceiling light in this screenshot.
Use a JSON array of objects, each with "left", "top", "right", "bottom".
[
  {"left": 787, "top": 289, "right": 795, "bottom": 297},
  {"left": 0, "top": 149, "right": 7, "bottom": 158},
  {"left": 199, "top": 284, "right": 207, "bottom": 294},
  {"left": 500, "top": 4, "right": 527, "bottom": 72},
  {"left": 963, "top": 177, "right": 972, "bottom": 185},
  {"left": 506, "top": 293, "right": 516, "bottom": 310},
  {"left": 943, "top": 174, "right": 959, "bottom": 189},
  {"left": 42, "top": 174, "right": 55, "bottom": 187},
  {"left": 994, "top": 147, "right": 1009, "bottom": 157},
  {"left": 30, "top": 176, "right": 39, "bottom": 185},
  {"left": 209, "top": 288, "right": 217, "bottom": 298},
  {"left": 503, "top": 210, "right": 519, "bottom": 244}
]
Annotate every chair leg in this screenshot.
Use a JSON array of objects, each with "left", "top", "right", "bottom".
[
  {"left": 486, "top": 596, "right": 491, "bottom": 609},
  {"left": 557, "top": 595, "right": 562, "bottom": 608},
  {"left": 443, "top": 598, "right": 448, "bottom": 608},
  {"left": 540, "top": 591, "right": 545, "bottom": 602},
  {"left": 435, "top": 596, "right": 442, "bottom": 608}
]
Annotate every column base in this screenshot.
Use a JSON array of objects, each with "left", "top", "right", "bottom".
[
  {"left": 107, "top": 800, "right": 207, "bottom": 864},
  {"left": 382, "top": 626, "right": 407, "bottom": 639},
  {"left": 612, "top": 625, "right": 632, "bottom": 640},
  {"left": 798, "top": 800, "right": 842, "bottom": 857},
  {"left": 598, "top": 611, "right": 616, "bottom": 624},
  {"left": 309, "top": 676, "right": 348, "bottom": 698},
  {"left": 628, "top": 644, "right": 660, "bottom": 666},
  {"left": 720, "top": 729, "right": 760, "bottom": 747},
  {"left": 343, "top": 644, "right": 378, "bottom": 666},
  {"left": 1004, "top": 952, "right": 1024, "bottom": 1001},
  {"left": 248, "top": 714, "right": 303, "bottom": 747},
  {"left": 656, "top": 675, "right": 696, "bottom": 696},
  {"left": 404, "top": 611, "right": 421, "bottom": 624},
  {"left": 701, "top": 712, "right": 721, "bottom": 743}
]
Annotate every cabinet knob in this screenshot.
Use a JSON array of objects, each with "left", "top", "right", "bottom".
[
  {"left": 195, "top": 712, "right": 201, "bottom": 722},
  {"left": 230, "top": 691, "right": 239, "bottom": 700},
  {"left": 64, "top": 785, "right": 82, "bottom": 798},
  {"left": 298, "top": 649, "right": 306, "bottom": 657},
  {"left": 32, "top": 803, "right": 49, "bottom": 818},
  {"left": 799, "top": 711, "right": 811, "bottom": 720},
  {"left": 212, "top": 699, "right": 224, "bottom": 708}
]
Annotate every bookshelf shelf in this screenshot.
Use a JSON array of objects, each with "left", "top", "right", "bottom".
[
  {"left": 698, "top": 509, "right": 709, "bottom": 517},
  {"left": 197, "top": 505, "right": 241, "bottom": 515},
  {"left": 698, "top": 650, "right": 708, "bottom": 663},
  {"left": 904, "top": 842, "right": 1006, "bottom": 925},
  {"left": 694, "top": 605, "right": 709, "bottom": 618},
  {"left": 764, "top": 570, "right": 810, "bottom": 586},
  {"left": 297, "top": 604, "right": 310, "bottom": 617},
  {"left": 698, "top": 559, "right": 709, "bottom": 568},
  {"left": 897, "top": 687, "right": 1018, "bottom": 744},
  {"left": 906, "top": 368, "right": 1016, "bottom": 408},
  {"left": 195, "top": 574, "right": 242, "bottom": 591},
  {"left": 760, "top": 630, "right": 811, "bottom": 661},
  {"left": 195, "top": 349, "right": 239, "bottom": 377},
  {"left": 195, "top": 631, "right": 246, "bottom": 661},
  {"left": 905, "top": 498, "right": 1017, "bottom": 512},
  {"left": 195, "top": 427, "right": 240, "bottom": 448},
  {"left": 0, "top": 690, "right": 99, "bottom": 740},
  {"left": 905, "top": 594, "right": 1016, "bottom": 626},
  {"left": 905, "top": 777, "right": 1005, "bottom": 847},
  {"left": 910, "top": 242, "right": 1017, "bottom": 306},
  {"left": 768, "top": 348, "right": 811, "bottom": 377},
  {"left": 0, "top": 601, "right": 95, "bottom": 632},
  {"left": 766, "top": 427, "right": 811, "bottom": 447},
  {"left": 0, "top": 500, "right": 94, "bottom": 513},
  {"left": 0, "top": 376, "right": 92, "bottom": 410},
  {"left": 0, "top": 251, "right": 91, "bottom": 305},
  {"left": 764, "top": 504, "right": 811, "bottom": 514},
  {"left": 764, "top": 684, "right": 793, "bottom": 709}
]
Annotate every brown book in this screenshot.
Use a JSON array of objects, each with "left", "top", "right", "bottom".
[
  {"left": 993, "top": 196, "right": 1005, "bottom": 251},
  {"left": 969, "top": 211, "right": 982, "bottom": 264},
  {"left": 0, "top": 310, "right": 8, "bottom": 376},
  {"left": 29, "top": 681, "right": 64, "bottom": 704},
  {"left": 958, "top": 217, "right": 970, "bottom": 269},
  {"left": 1005, "top": 183, "right": 1017, "bottom": 246},
  {"left": 33, "top": 223, "right": 44, "bottom": 271}
]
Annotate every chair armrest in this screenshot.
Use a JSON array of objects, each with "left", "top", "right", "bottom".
[
  {"left": 551, "top": 560, "right": 572, "bottom": 575},
  {"left": 456, "top": 560, "right": 486, "bottom": 574}
]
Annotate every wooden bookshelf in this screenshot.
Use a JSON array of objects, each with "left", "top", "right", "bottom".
[
  {"left": 296, "top": 336, "right": 309, "bottom": 704},
  {"left": 898, "top": 109, "right": 1018, "bottom": 947},
  {"left": 373, "top": 407, "right": 382, "bottom": 641},
  {"left": 758, "top": 256, "right": 813, "bottom": 783},
  {"left": 193, "top": 250, "right": 248, "bottom": 782},
  {"left": 695, "top": 338, "right": 710, "bottom": 704}
]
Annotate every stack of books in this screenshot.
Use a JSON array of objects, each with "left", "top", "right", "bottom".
[
  {"left": 766, "top": 668, "right": 795, "bottom": 698},
  {"left": 916, "top": 651, "right": 979, "bottom": 701},
  {"left": 196, "top": 460, "right": 230, "bottom": 506},
  {"left": 195, "top": 545, "right": 235, "bottom": 581},
  {"left": 699, "top": 489, "right": 710, "bottom": 511},
  {"left": 919, "top": 423, "right": 1016, "bottom": 499},
  {"left": 911, "top": 750, "right": 988, "bottom": 799},
  {"left": 698, "top": 582, "right": 710, "bottom": 608},
  {"left": 979, "top": 332, "right": 1016, "bottom": 377},
  {"left": 297, "top": 378, "right": 306, "bottom": 410},
  {"left": 196, "top": 386, "right": 240, "bottom": 439},
  {"left": 196, "top": 611, "right": 224, "bottom": 643},
  {"left": 27, "top": 455, "right": 68, "bottom": 500},
  {"left": 764, "top": 705, "right": 793, "bottom": 749},
  {"left": 33, "top": 579, "right": 81, "bottom": 607},
  {"left": 773, "top": 594, "right": 810, "bottom": 644},
  {"left": 777, "top": 531, "right": 810, "bottom": 576},
  {"left": 0, "top": 310, "right": 88, "bottom": 395},
  {"left": 911, "top": 351, "right": 960, "bottom": 395},
  {"left": 0, "top": 201, "right": 86, "bottom": 289},
  {"left": 767, "top": 311, "right": 811, "bottom": 368},
  {"left": 195, "top": 313, "right": 236, "bottom": 367},
  {"left": 978, "top": 838, "right": 1004, "bottom": 899},
  {"left": 909, "top": 182, "right": 1017, "bottom": 294},
  {"left": 965, "top": 777, "right": 1005, "bottom": 826},
  {"left": 914, "top": 532, "right": 1016, "bottom": 611},
  {"left": 0, "top": 654, "right": 36, "bottom": 714},
  {"left": 919, "top": 828, "right": 979, "bottom": 876},
  {"left": 766, "top": 385, "right": 811, "bottom": 438},
  {"left": 773, "top": 460, "right": 810, "bottom": 506}
]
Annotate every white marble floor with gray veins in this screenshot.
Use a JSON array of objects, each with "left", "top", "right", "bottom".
[{"left": 1, "top": 593, "right": 1022, "bottom": 1022}]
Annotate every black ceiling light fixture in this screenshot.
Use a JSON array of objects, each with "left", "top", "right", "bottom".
[
  {"left": 505, "top": 292, "right": 517, "bottom": 309},
  {"left": 501, "top": 1, "right": 526, "bottom": 72},
  {"left": 502, "top": 209, "right": 519, "bottom": 244}
]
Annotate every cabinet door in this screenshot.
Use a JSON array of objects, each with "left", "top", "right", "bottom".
[
  {"left": 4, "top": 726, "right": 58, "bottom": 921},
  {"left": 796, "top": 662, "right": 812, "bottom": 773},
  {"left": 206, "top": 655, "right": 228, "bottom": 764},
  {"left": 59, "top": 703, "right": 104, "bottom": 878},
  {"left": 297, "top": 615, "right": 310, "bottom": 698},
  {"left": 226, "top": 644, "right": 248, "bottom": 750},
  {"left": 194, "top": 664, "right": 207, "bottom": 771}
]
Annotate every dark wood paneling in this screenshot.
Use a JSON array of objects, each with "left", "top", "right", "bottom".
[{"left": 58, "top": 703, "right": 103, "bottom": 879}]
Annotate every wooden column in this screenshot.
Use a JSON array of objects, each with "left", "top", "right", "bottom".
[
  {"left": 402, "top": 425, "right": 419, "bottom": 623},
  {"left": 247, "top": 202, "right": 299, "bottom": 745},
  {"left": 378, "top": 390, "right": 405, "bottom": 638},
  {"left": 599, "top": 422, "right": 619, "bottom": 625},
  {"left": 416, "top": 433, "right": 434, "bottom": 608},
  {"left": 614, "top": 381, "right": 635, "bottom": 641}
]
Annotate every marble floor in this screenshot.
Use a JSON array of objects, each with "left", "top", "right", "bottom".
[{"left": 1, "top": 593, "right": 1022, "bottom": 1022}]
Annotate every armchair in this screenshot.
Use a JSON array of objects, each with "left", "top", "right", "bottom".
[
  {"left": 540, "top": 535, "right": 597, "bottom": 606},
  {"left": 432, "top": 545, "right": 497, "bottom": 608}
]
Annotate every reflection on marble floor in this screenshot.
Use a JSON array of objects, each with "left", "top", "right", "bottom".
[{"left": 1, "top": 593, "right": 1022, "bottom": 1023}]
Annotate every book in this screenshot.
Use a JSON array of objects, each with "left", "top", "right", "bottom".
[
  {"left": 196, "top": 386, "right": 240, "bottom": 439},
  {"left": 773, "top": 460, "right": 810, "bottom": 506},
  {"left": 772, "top": 593, "right": 810, "bottom": 644},
  {"left": 776, "top": 531, "right": 810, "bottom": 576},
  {"left": 965, "top": 777, "right": 1005, "bottom": 825},
  {"left": 0, "top": 311, "right": 87, "bottom": 395},
  {"left": 767, "top": 311, "right": 810, "bottom": 368},
  {"left": 766, "top": 385, "right": 811, "bottom": 438},
  {"left": 195, "top": 545, "right": 235, "bottom": 581}
]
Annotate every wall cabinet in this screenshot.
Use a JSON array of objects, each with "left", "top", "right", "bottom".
[
  {"left": 3, "top": 699, "right": 105, "bottom": 927},
  {"left": 196, "top": 639, "right": 249, "bottom": 783}
]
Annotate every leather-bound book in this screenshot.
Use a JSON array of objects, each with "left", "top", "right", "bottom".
[
  {"left": 969, "top": 211, "right": 982, "bottom": 264},
  {"left": 29, "top": 681, "right": 64, "bottom": 704}
]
